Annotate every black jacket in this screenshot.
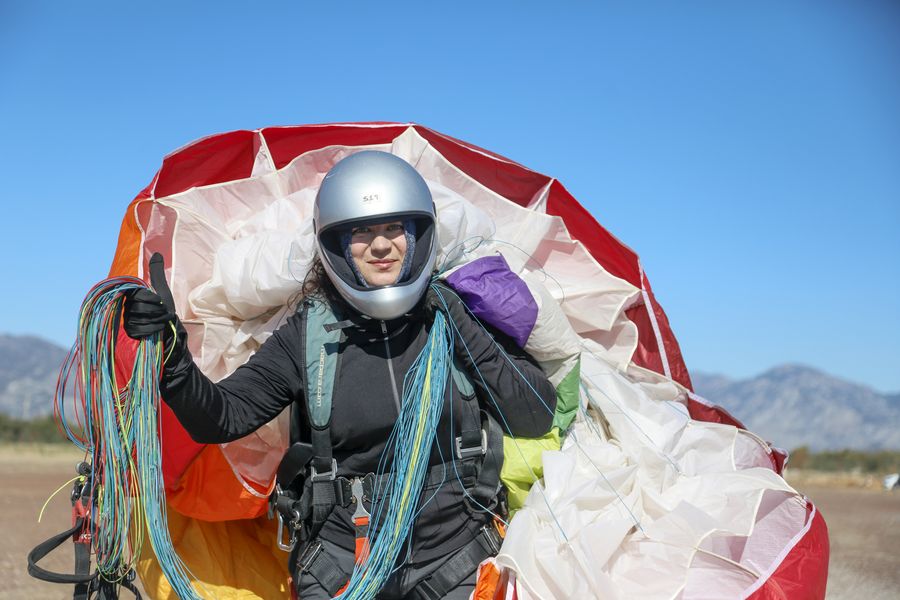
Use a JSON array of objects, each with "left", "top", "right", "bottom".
[{"left": 160, "top": 293, "right": 556, "bottom": 562}]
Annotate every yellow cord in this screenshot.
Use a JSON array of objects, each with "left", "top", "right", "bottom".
[
  {"left": 38, "top": 475, "right": 85, "bottom": 523},
  {"left": 391, "top": 334, "right": 436, "bottom": 543},
  {"left": 164, "top": 322, "right": 177, "bottom": 363}
]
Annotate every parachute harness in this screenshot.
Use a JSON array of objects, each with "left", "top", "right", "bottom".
[{"left": 53, "top": 277, "right": 205, "bottom": 599}]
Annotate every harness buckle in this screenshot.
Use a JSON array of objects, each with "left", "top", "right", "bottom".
[
  {"left": 310, "top": 458, "right": 338, "bottom": 482},
  {"left": 270, "top": 483, "right": 301, "bottom": 552},
  {"left": 479, "top": 524, "right": 503, "bottom": 555},
  {"left": 455, "top": 428, "right": 487, "bottom": 460},
  {"left": 71, "top": 462, "right": 91, "bottom": 502},
  {"left": 276, "top": 507, "right": 301, "bottom": 552},
  {"left": 350, "top": 477, "right": 371, "bottom": 521},
  {"left": 296, "top": 540, "right": 323, "bottom": 574}
]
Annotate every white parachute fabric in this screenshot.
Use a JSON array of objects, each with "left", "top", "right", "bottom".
[
  {"left": 145, "top": 126, "right": 811, "bottom": 598},
  {"left": 500, "top": 354, "right": 810, "bottom": 599}
]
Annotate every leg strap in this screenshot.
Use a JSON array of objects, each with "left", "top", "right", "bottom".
[
  {"left": 27, "top": 516, "right": 94, "bottom": 586},
  {"left": 28, "top": 486, "right": 143, "bottom": 600},
  {"left": 296, "top": 540, "right": 351, "bottom": 598},
  {"left": 27, "top": 513, "right": 143, "bottom": 599},
  {"left": 410, "top": 525, "right": 503, "bottom": 600}
]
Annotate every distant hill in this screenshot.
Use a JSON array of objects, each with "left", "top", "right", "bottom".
[
  {"left": 2, "top": 334, "right": 898, "bottom": 451},
  {"left": 0, "top": 335, "right": 69, "bottom": 420},
  {"left": 692, "top": 365, "right": 900, "bottom": 452}
]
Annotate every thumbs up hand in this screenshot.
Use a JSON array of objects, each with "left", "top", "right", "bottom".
[{"left": 123, "top": 253, "right": 177, "bottom": 339}]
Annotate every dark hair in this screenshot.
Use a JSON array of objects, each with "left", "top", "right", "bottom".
[{"left": 291, "top": 255, "right": 345, "bottom": 310}]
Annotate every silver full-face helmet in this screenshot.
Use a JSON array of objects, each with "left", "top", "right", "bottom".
[{"left": 314, "top": 151, "right": 437, "bottom": 320}]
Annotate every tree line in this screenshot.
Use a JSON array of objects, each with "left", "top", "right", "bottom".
[
  {"left": 1, "top": 415, "right": 898, "bottom": 474},
  {"left": 0, "top": 414, "right": 73, "bottom": 443},
  {"left": 788, "top": 446, "right": 900, "bottom": 474}
]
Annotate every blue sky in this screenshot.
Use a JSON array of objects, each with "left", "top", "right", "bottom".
[{"left": 1, "top": 1, "right": 898, "bottom": 391}]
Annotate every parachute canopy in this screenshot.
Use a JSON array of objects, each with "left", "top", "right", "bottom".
[{"left": 109, "top": 123, "right": 827, "bottom": 599}]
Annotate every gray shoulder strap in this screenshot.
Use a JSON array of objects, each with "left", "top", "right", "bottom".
[
  {"left": 450, "top": 357, "right": 475, "bottom": 398},
  {"left": 304, "top": 300, "right": 342, "bottom": 428}
]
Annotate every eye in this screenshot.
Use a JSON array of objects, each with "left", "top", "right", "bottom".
[
  {"left": 351, "top": 226, "right": 370, "bottom": 235},
  {"left": 386, "top": 223, "right": 404, "bottom": 232}
]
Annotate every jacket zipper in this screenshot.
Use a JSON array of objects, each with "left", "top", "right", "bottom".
[{"left": 381, "top": 320, "right": 402, "bottom": 414}]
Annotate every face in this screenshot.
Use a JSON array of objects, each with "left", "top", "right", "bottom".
[{"left": 349, "top": 221, "right": 408, "bottom": 286}]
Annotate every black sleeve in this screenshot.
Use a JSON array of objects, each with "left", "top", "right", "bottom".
[
  {"left": 159, "top": 312, "right": 306, "bottom": 444},
  {"left": 445, "top": 299, "right": 557, "bottom": 438}
]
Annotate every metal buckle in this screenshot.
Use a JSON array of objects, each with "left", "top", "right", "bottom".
[
  {"left": 351, "top": 477, "right": 371, "bottom": 521},
  {"left": 276, "top": 507, "right": 301, "bottom": 552},
  {"left": 296, "top": 540, "right": 323, "bottom": 573},
  {"left": 455, "top": 429, "right": 487, "bottom": 460},
  {"left": 271, "top": 483, "right": 301, "bottom": 552},
  {"left": 310, "top": 458, "right": 338, "bottom": 482},
  {"left": 71, "top": 462, "right": 91, "bottom": 502},
  {"left": 480, "top": 524, "right": 502, "bottom": 554}
]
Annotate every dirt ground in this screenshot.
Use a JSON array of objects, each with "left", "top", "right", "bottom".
[
  {"left": 0, "top": 445, "right": 142, "bottom": 600},
  {"left": 788, "top": 480, "right": 900, "bottom": 600},
  {"left": 3, "top": 446, "right": 898, "bottom": 599}
]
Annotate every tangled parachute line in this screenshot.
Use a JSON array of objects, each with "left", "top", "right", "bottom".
[{"left": 54, "top": 277, "right": 204, "bottom": 600}]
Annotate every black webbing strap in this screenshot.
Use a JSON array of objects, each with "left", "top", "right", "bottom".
[
  {"left": 27, "top": 516, "right": 143, "bottom": 599},
  {"left": 410, "top": 525, "right": 503, "bottom": 600},
  {"left": 276, "top": 442, "right": 315, "bottom": 489},
  {"left": 27, "top": 516, "right": 93, "bottom": 586},
  {"left": 310, "top": 427, "right": 334, "bottom": 477},
  {"left": 467, "top": 412, "right": 504, "bottom": 511},
  {"left": 90, "top": 578, "right": 143, "bottom": 600},
  {"left": 456, "top": 373, "right": 505, "bottom": 512},
  {"left": 456, "top": 385, "right": 483, "bottom": 490},
  {"left": 456, "top": 360, "right": 483, "bottom": 469},
  {"left": 305, "top": 426, "right": 338, "bottom": 540},
  {"left": 451, "top": 347, "right": 505, "bottom": 513},
  {"left": 296, "top": 540, "right": 350, "bottom": 597},
  {"left": 74, "top": 527, "right": 91, "bottom": 600}
]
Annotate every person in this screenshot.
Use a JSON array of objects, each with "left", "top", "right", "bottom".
[{"left": 124, "top": 151, "right": 556, "bottom": 600}]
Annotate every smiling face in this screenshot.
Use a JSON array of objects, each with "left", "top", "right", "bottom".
[{"left": 349, "top": 221, "right": 408, "bottom": 286}]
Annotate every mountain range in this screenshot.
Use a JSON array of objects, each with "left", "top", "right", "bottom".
[
  {"left": 0, "top": 334, "right": 69, "bottom": 420},
  {"left": 1, "top": 333, "right": 897, "bottom": 451},
  {"left": 691, "top": 365, "right": 899, "bottom": 451}
]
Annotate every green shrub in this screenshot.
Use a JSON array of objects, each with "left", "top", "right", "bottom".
[
  {"left": 791, "top": 447, "right": 900, "bottom": 474},
  {"left": 0, "top": 414, "right": 74, "bottom": 443}
]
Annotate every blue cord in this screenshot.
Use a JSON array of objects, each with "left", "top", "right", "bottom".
[
  {"left": 56, "top": 278, "right": 203, "bottom": 598},
  {"left": 335, "top": 312, "right": 453, "bottom": 600}
]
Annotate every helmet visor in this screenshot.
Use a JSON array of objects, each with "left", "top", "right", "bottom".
[{"left": 319, "top": 214, "right": 435, "bottom": 291}]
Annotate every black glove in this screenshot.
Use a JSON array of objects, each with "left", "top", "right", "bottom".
[
  {"left": 123, "top": 253, "right": 177, "bottom": 339},
  {"left": 422, "top": 282, "right": 466, "bottom": 325},
  {"left": 423, "top": 282, "right": 481, "bottom": 364}
]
